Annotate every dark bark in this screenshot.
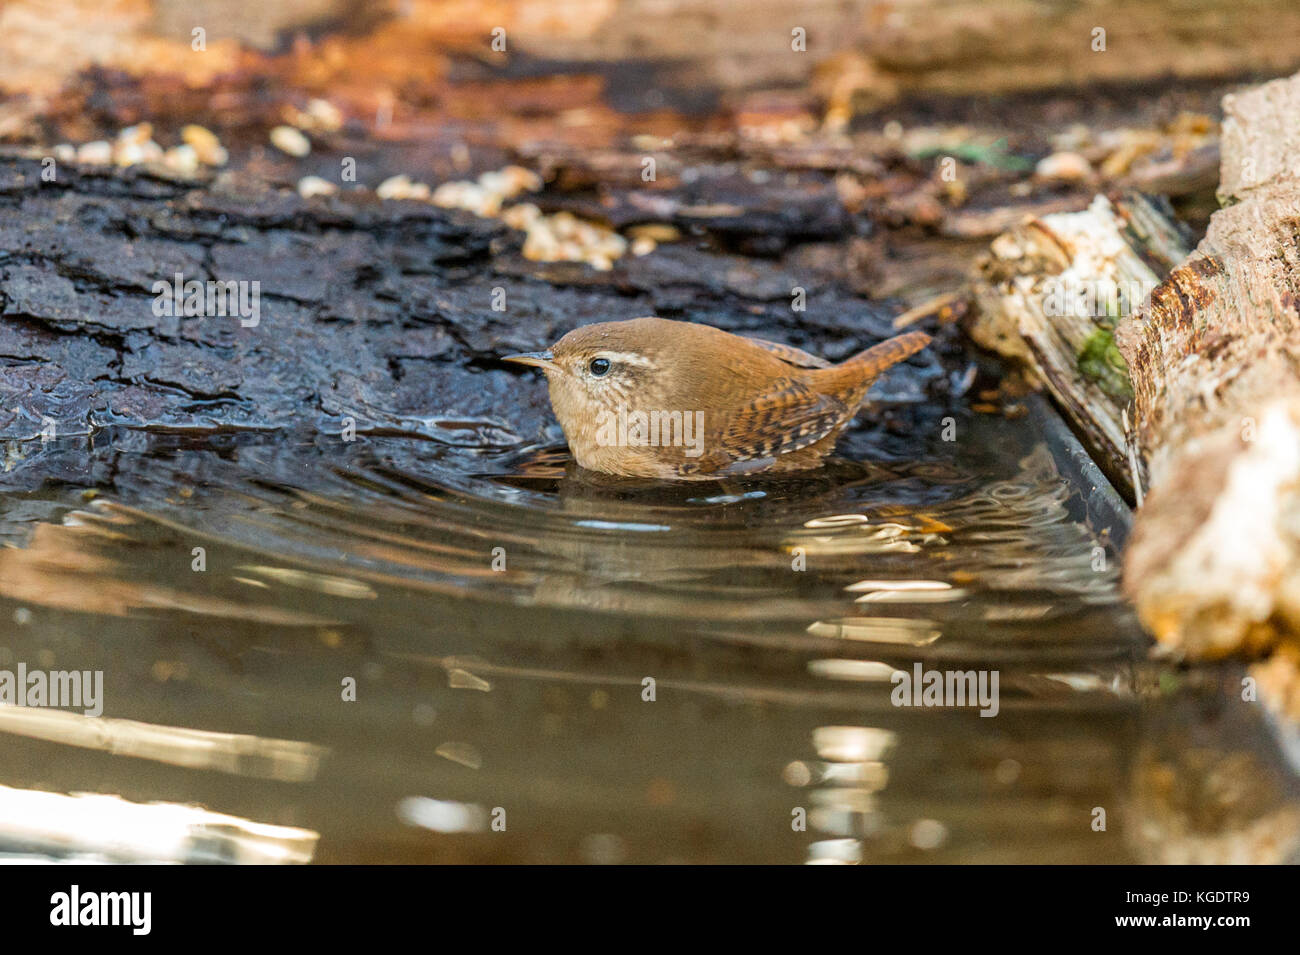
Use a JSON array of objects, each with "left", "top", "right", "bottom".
[{"left": 0, "top": 155, "right": 960, "bottom": 488}]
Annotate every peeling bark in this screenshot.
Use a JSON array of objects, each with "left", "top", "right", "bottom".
[
  {"left": 968, "top": 192, "right": 1193, "bottom": 498},
  {"left": 1116, "top": 72, "right": 1300, "bottom": 671},
  {"left": 969, "top": 72, "right": 1300, "bottom": 718}
]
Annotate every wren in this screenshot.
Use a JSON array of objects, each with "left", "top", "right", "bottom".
[{"left": 504, "top": 317, "right": 931, "bottom": 480}]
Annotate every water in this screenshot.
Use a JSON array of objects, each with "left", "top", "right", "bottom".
[{"left": 0, "top": 403, "right": 1296, "bottom": 864}]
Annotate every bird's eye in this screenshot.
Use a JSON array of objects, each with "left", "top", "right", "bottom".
[{"left": 588, "top": 357, "right": 611, "bottom": 377}]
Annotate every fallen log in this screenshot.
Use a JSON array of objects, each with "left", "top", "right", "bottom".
[
  {"left": 969, "top": 192, "right": 1193, "bottom": 498},
  {"left": 1116, "top": 72, "right": 1300, "bottom": 716},
  {"left": 968, "top": 71, "right": 1300, "bottom": 728}
]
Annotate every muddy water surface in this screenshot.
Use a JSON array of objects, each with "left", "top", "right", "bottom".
[{"left": 0, "top": 402, "right": 1295, "bottom": 864}]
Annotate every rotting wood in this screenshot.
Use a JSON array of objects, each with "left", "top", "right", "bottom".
[
  {"left": 969, "top": 71, "right": 1300, "bottom": 723},
  {"left": 968, "top": 192, "right": 1193, "bottom": 498},
  {"left": 1115, "top": 72, "right": 1300, "bottom": 713}
]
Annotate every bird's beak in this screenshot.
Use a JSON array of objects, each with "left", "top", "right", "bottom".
[{"left": 503, "top": 350, "right": 560, "bottom": 372}]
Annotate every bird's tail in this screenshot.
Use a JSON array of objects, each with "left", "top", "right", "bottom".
[
  {"left": 812, "top": 330, "right": 932, "bottom": 406},
  {"left": 844, "top": 331, "right": 932, "bottom": 378}
]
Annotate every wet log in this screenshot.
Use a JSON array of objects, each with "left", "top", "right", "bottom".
[
  {"left": 1116, "top": 72, "right": 1300, "bottom": 710},
  {"left": 969, "top": 192, "right": 1193, "bottom": 499},
  {"left": 969, "top": 71, "right": 1300, "bottom": 723},
  {"left": 0, "top": 154, "right": 957, "bottom": 489}
]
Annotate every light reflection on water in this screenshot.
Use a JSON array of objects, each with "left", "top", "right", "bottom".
[{"left": 0, "top": 407, "right": 1296, "bottom": 864}]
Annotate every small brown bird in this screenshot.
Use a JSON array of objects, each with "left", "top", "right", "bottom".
[{"left": 504, "top": 317, "right": 930, "bottom": 480}]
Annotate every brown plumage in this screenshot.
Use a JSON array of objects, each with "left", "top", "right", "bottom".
[{"left": 504, "top": 317, "right": 931, "bottom": 480}]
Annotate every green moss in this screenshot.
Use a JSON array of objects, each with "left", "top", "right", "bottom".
[
  {"left": 1077, "top": 329, "right": 1134, "bottom": 401},
  {"left": 911, "top": 137, "right": 1033, "bottom": 172}
]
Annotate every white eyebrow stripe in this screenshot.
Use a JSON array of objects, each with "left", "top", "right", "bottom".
[{"left": 596, "top": 351, "right": 656, "bottom": 368}]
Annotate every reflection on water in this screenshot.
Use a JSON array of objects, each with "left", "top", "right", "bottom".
[
  {"left": 0, "top": 406, "right": 1296, "bottom": 863},
  {"left": 0, "top": 785, "right": 318, "bottom": 864},
  {"left": 0, "top": 707, "right": 324, "bottom": 781}
]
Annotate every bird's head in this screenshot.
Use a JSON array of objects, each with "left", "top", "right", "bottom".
[{"left": 503, "top": 318, "right": 683, "bottom": 432}]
